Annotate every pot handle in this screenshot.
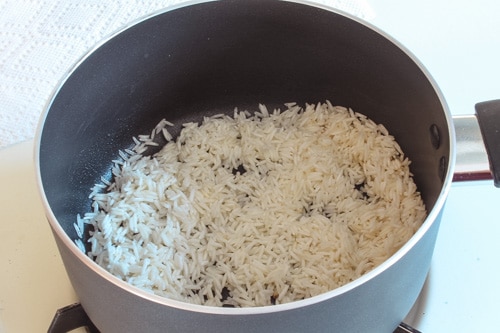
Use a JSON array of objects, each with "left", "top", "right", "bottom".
[
  {"left": 453, "top": 99, "right": 500, "bottom": 187},
  {"left": 475, "top": 100, "right": 500, "bottom": 187}
]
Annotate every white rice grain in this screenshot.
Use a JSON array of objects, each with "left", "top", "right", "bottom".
[{"left": 81, "top": 101, "right": 426, "bottom": 307}]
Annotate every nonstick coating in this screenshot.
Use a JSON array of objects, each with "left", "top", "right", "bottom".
[
  {"left": 37, "top": 1, "right": 451, "bottom": 332},
  {"left": 39, "top": 1, "right": 449, "bottom": 241}
]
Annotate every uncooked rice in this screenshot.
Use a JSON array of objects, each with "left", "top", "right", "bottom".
[{"left": 76, "top": 101, "right": 426, "bottom": 307}]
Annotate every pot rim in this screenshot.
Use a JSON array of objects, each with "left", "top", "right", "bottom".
[{"left": 33, "top": 0, "right": 456, "bottom": 315}]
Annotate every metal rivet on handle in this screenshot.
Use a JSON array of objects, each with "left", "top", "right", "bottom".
[
  {"left": 430, "top": 124, "right": 441, "bottom": 149},
  {"left": 439, "top": 156, "right": 447, "bottom": 183}
]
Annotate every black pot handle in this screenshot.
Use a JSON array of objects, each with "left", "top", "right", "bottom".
[{"left": 475, "top": 99, "right": 500, "bottom": 187}]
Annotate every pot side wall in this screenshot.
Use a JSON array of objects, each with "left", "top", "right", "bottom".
[{"left": 50, "top": 208, "right": 442, "bottom": 333}]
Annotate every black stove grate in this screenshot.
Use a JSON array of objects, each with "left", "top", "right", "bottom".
[{"left": 48, "top": 303, "right": 99, "bottom": 333}]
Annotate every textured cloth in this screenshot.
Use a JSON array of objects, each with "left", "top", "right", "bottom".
[{"left": 0, "top": 0, "right": 374, "bottom": 148}]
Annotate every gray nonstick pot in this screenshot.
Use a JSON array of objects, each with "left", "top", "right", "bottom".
[{"left": 35, "top": 1, "right": 500, "bottom": 332}]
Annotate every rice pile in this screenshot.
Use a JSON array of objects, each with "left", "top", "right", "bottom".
[{"left": 75, "top": 101, "right": 426, "bottom": 307}]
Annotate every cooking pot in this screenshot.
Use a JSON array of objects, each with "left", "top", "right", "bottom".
[{"left": 34, "top": 1, "right": 500, "bottom": 332}]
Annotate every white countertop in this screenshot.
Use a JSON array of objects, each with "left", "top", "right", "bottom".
[
  {"left": 1, "top": 1, "right": 500, "bottom": 332},
  {"left": 0, "top": 140, "right": 79, "bottom": 333}
]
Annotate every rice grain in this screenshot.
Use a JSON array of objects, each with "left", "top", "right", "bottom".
[{"left": 81, "top": 101, "right": 426, "bottom": 307}]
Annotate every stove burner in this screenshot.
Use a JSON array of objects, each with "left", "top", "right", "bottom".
[{"left": 48, "top": 303, "right": 422, "bottom": 333}]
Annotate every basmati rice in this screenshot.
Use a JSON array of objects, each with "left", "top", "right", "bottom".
[{"left": 79, "top": 101, "right": 426, "bottom": 307}]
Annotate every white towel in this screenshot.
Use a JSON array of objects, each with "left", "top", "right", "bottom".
[{"left": 0, "top": 0, "right": 374, "bottom": 149}]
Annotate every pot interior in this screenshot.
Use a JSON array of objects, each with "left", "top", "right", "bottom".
[{"left": 38, "top": 1, "right": 450, "bottom": 247}]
